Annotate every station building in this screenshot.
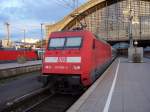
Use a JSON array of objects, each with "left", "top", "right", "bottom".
[{"left": 45, "top": 0, "right": 150, "bottom": 46}]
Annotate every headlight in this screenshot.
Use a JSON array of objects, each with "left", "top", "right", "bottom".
[
  {"left": 45, "top": 65, "right": 52, "bottom": 69},
  {"left": 73, "top": 65, "right": 80, "bottom": 70},
  {"left": 45, "top": 65, "right": 48, "bottom": 69}
]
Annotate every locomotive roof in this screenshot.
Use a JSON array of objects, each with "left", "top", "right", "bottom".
[
  {"left": 50, "top": 30, "right": 110, "bottom": 46},
  {"left": 94, "top": 34, "right": 110, "bottom": 46},
  {"left": 51, "top": 29, "right": 89, "bottom": 33}
]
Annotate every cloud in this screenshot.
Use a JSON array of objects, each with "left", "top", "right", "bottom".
[
  {"left": 0, "top": 0, "right": 86, "bottom": 41},
  {"left": 0, "top": 0, "right": 68, "bottom": 23}
]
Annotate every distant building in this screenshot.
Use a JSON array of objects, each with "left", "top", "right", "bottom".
[
  {"left": 0, "top": 38, "right": 40, "bottom": 49},
  {"left": 12, "top": 41, "right": 24, "bottom": 49},
  {"left": 21, "top": 38, "right": 40, "bottom": 44},
  {"left": 1, "top": 39, "right": 12, "bottom": 48},
  {"left": 13, "top": 41, "right": 35, "bottom": 49}
]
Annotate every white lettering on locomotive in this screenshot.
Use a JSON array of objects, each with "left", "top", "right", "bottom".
[
  {"left": 45, "top": 57, "right": 81, "bottom": 63},
  {"left": 57, "top": 57, "right": 67, "bottom": 62}
]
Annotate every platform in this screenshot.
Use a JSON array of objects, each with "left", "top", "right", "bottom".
[
  {"left": 0, "top": 60, "right": 41, "bottom": 70},
  {"left": 67, "top": 57, "right": 150, "bottom": 112},
  {"left": 0, "top": 60, "right": 42, "bottom": 79}
]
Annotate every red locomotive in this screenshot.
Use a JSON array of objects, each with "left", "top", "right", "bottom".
[{"left": 42, "top": 30, "right": 112, "bottom": 87}]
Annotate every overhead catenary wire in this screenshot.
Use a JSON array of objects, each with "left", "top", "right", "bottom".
[
  {"left": 54, "top": 0, "right": 73, "bottom": 9},
  {"left": 55, "top": 0, "right": 80, "bottom": 10}
]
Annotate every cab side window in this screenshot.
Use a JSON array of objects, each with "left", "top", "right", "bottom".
[{"left": 93, "top": 39, "right": 95, "bottom": 49}]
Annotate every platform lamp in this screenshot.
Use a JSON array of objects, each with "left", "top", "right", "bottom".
[
  {"left": 23, "top": 29, "right": 26, "bottom": 49},
  {"left": 20, "top": 29, "right": 26, "bottom": 52},
  {"left": 123, "top": 0, "right": 134, "bottom": 48},
  {"left": 5, "top": 22, "right": 10, "bottom": 48},
  {"left": 40, "top": 23, "right": 45, "bottom": 60},
  {"left": 123, "top": 0, "right": 143, "bottom": 62},
  {"left": 23, "top": 29, "right": 26, "bottom": 59},
  {"left": 123, "top": 0, "right": 140, "bottom": 46},
  {"left": 17, "top": 28, "right": 27, "bottom": 64},
  {"left": 134, "top": 40, "right": 138, "bottom": 47},
  {"left": 41, "top": 23, "right": 44, "bottom": 49}
]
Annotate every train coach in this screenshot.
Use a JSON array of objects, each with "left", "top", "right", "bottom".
[
  {"left": 0, "top": 49, "right": 38, "bottom": 63},
  {"left": 41, "top": 30, "right": 112, "bottom": 88}
]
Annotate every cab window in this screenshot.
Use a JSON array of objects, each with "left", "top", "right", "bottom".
[
  {"left": 49, "top": 38, "right": 65, "bottom": 49},
  {"left": 66, "top": 37, "right": 82, "bottom": 48},
  {"left": 48, "top": 37, "right": 82, "bottom": 50}
]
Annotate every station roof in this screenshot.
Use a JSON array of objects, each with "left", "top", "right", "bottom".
[
  {"left": 45, "top": 0, "right": 105, "bottom": 35},
  {"left": 45, "top": 0, "right": 150, "bottom": 44}
]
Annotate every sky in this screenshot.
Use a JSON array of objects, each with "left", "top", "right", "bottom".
[{"left": 0, "top": 0, "right": 86, "bottom": 41}]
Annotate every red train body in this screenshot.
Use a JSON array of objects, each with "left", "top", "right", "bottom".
[
  {"left": 42, "top": 30, "right": 112, "bottom": 87},
  {"left": 0, "top": 49, "right": 38, "bottom": 62}
]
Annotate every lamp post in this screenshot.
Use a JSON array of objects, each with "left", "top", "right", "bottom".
[
  {"left": 123, "top": 0, "right": 134, "bottom": 48},
  {"left": 23, "top": 29, "right": 26, "bottom": 48},
  {"left": 17, "top": 29, "right": 27, "bottom": 63},
  {"left": 129, "top": 8, "right": 133, "bottom": 48},
  {"left": 40, "top": 23, "right": 45, "bottom": 60},
  {"left": 123, "top": 0, "right": 143, "bottom": 63},
  {"left": 5, "top": 22, "right": 10, "bottom": 47},
  {"left": 23, "top": 29, "right": 26, "bottom": 58},
  {"left": 41, "top": 23, "right": 43, "bottom": 49}
]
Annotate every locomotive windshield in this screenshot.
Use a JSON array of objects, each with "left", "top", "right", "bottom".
[
  {"left": 48, "top": 37, "right": 82, "bottom": 49},
  {"left": 66, "top": 37, "right": 82, "bottom": 48},
  {"left": 49, "top": 38, "right": 65, "bottom": 48}
]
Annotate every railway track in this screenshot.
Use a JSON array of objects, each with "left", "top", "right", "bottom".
[
  {"left": 24, "top": 94, "right": 80, "bottom": 112},
  {"left": 1, "top": 85, "right": 80, "bottom": 112},
  {"left": 1, "top": 86, "right": 50, "bottom": 112}
]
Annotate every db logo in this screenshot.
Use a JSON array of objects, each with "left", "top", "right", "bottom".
[{"left": 57, "top": 57, "right": 67, "bottom": 62}]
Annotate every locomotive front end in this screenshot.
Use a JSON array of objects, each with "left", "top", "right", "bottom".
[{"left": 42, "top": 32, "right": 84, "bottom": 87}]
